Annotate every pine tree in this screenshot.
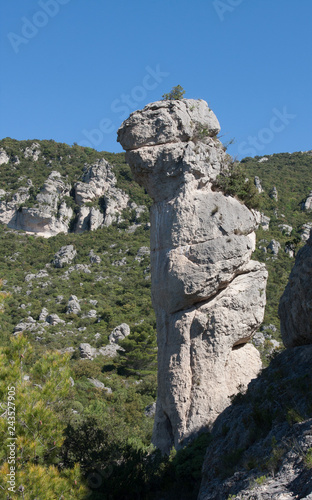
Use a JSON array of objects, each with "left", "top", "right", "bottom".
[{"left": 0, "top": 334, "right": 87, "bottom": 499}]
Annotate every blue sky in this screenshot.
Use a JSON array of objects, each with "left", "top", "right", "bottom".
[{"left": 0, "top": 0, "right": 311, "bottom": 159}]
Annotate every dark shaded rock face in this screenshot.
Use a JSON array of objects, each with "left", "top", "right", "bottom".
[
  {"left": 118, "top": 99, "right": 267, "bottom": 454},
  {"left": 198, "top": 346, "right": 312, "bottom": 500},
  {"left": 279, "top": 231, "right": 312, "bottom": 348}
]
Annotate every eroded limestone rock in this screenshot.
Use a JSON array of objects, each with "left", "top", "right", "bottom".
[
  {"left": 118, "top": 99, "right": 267, "bottom": 453},
  {"left": 53, "top": 245, "right": 77, "bottom": 268}
]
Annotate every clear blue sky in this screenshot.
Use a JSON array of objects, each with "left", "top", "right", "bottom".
[{"left": 0, "top": 0, "right": 311, "bottom": 159}]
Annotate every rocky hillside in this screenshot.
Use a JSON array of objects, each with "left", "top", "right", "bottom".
[{"left": 0, "top": 138, "right": 149, "bottom": 237}]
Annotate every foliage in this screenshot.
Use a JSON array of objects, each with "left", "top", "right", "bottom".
[
  {"left": 0, "top": 335, "right": 87, "bottom": 498},
  {"left": 214, "top": 163, "right": 261, "bottom": 209},
  {"left": 162, "top": 85, "right": 186, "bottom": 101}
]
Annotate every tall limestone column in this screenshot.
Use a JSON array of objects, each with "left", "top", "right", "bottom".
[{"left": 118, "top": 99, "right": 268, "bottom": 454}]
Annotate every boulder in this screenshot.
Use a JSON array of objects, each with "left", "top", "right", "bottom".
[
  {"left": 300, "top": 223, "right": 312, "bottom": 241},
  {"left": 267, "top": 239, "right": 281, "bottom": 256},
  {"left": 53, "top": 245, "right": 77, "bottom": 268},
  {"left": 66, "top": 295, "right": 81, "bottom": 315},
  {"left": 109, "top": 323, "right": 130, "bottom": 344},
  {"left": 46, "top": 314, "right": 65, "bottom": 326},
  {"left": 302, "top": 190, "right": 312, "bottom": 211},
  {"left": 260, "top": 213, "right": 270, "bottom": 231},
  {"left": 79, "top": 343, "right": 97, "bottom": 360},
  {"left": 89, "top": 250, "right": 101, "bottom": 264}
]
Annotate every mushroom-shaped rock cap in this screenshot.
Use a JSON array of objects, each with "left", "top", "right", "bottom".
[{"left": 117, "top": 99, "right": 220, "bottom": 151}]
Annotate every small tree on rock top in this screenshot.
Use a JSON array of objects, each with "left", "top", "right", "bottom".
[{"left": 162, "top": 85, "right": 186, "bottom": 100}]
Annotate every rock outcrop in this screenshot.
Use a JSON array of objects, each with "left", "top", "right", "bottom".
[
  {"left": 74, "top": 159, "right": 129, "bottom": 232},
  {"left": 0, "top": 149, "right": 137, "bottom": 237},
  {"left": 118, "top": 99, "right": 268, "bottom": 454},
  {"left": 53, "top": 245, "right": 77, "bottom": 268},
  {"left": 254, "top": 176, "right": 263, "bottom": 193},
  {"left": 302, "top": 190, "right": 312, "bottom": 211},
  {"left": 279, "top": 230, "right": 312, "bottom": 347}
]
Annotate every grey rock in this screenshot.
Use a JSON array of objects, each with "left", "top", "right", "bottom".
[
  {"left": 254, "top": 176, "right": 263, "bottom": 193},
  {"left": 135, "top": 246, "right": 150, "bottom": 262},
  {"left": 87, "top": 378, "right": 112, "bottom": 393},
  {"left": 285, "top": 242, "right": 295, "bottom": 258},
  {"left": 117, "top": 99, "right": 220, "bottom": 150},
  {"left": 12, "top": 155, "right": 20, "bottom": 165},
  {"left": 268, "top": 239, "right": 281, "bottom": 255},
  {"left": 109, "top": 323, "right": 130, "bottom": 344},
  {"left": 302, "top": 190, "right": 312, "bottom": 211},
  {"left": 260, "top": 213, "right": 270, "bottom": 231},
  {"left": 144, "top": 402, "right": 156, "bottom": 417},
  {"left": 39, "top": 307, "right": 49, "bottom": 322},
  {"left": 300, "top": 223, "right": 312, "bottom": 241},
  {"left": 66, "top": 295, "right": 81, "bottom": 315},
  {"left": 0, "top": 148, "right": 9, "bottom": 165},
  {"left": 74, "top": 159, "right": 129, "bottom": 230},
  {"left": 261, "top": 324, "right": 277, "bottom": 334},
  {"left": 85, "top": 309, "right": 97, "bottom": 319},
  {"left": 89, "top": 250, "right": 101, "bottom": 264},
  {"left": 53, "top": 245, "right": 77, "bottom": 268},
  {"left": 14, "top": 317, "right": 37, "bottom": 333},
  {"left": 98, "top": 344, "right": 123, "bottom": 358},
  {"left": 279, "top": 233, "right": 312, "bottom": 347},
  {"left": 278, "top": 224, "right": 293, "bottom": 235},
  {"left": 79, "top": 343, "right": 97, "bottom": 360},
  {"left": 112, "top": 257, "right": 127, "bottom": 267},
  {"left": 118, "top": 99, "right": 267, "bottom": 454},
  {"left": 252, "top": 332, "right": 266, "bottom": 346},
  {"left": 258, "top": 156, "right": 268, "bottom": 162},
  {"left": 270, "top": 186, "right": 278, "bottom": 201},
  {"left": 66, "top": 264, "right": 91, "bottom": 274},
  {"left": 46, "top": 314, "right": 65, "bottom": 326},
  {"left": 24, "top": 142, "right": 41, "bottom": 161}
]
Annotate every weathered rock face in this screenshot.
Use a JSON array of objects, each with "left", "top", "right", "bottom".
[
  {"left": 118, "top": 99, "right": 268, "bottom": 454},
  {"left": 0, "top": 151, "right": 137, "bottom": 238},
  {"left": 279, "top": 231, "right": 312, "bottom": 347},
  {"left": 254, "top": 176, "right": 263, "bottom": 193},
  {"left": 74, "top": 159, "right": 129, "bottom": 232}
]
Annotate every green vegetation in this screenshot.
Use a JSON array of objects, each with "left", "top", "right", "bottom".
[
  {"left": 0, "top": 334, "right": 87, "bottom": 498},
  {"left": 214, "top": 162, "right": 261, "bottom": 209},
  {"left": 162, "top": 85, "right": 186, "bottom": 100}
]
